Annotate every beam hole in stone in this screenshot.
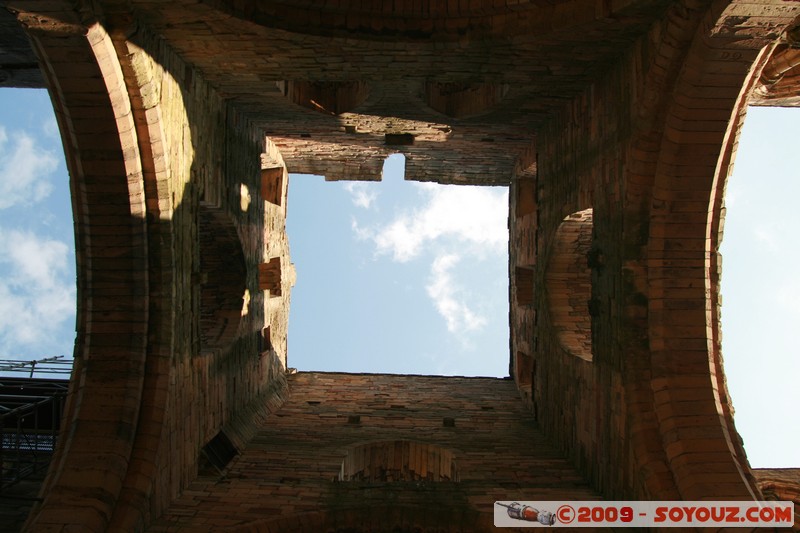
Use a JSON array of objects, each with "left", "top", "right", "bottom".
[
  {"left": 514, "top": 267, "right": 534, "bottom": 307},
  {"left": 198, "top": 430, "right": 238, "bottom": 475}
]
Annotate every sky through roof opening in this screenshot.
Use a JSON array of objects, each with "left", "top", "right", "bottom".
[
  {"left": 285, "top": 154, "right": 510, "bottom": 377},
  {"left": 720, "top": 106, "right": 800, "bottom": 468},
  {"left": 0, "top": 88, "right": 76, "bottom": 374},
  {"left": 0, "top": 89, "right": 797, "bottom": 467}
]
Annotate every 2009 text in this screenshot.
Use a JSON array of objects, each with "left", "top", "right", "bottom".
[{"left": 494, "top": 501, "right": 794, "bottom": 528}]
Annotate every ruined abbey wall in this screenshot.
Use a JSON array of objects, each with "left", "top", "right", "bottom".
[
  {"left": 147, "top": 373, "right": 600, "bottom": 531},
  {"left": 15, "top": 14, "right": 293, "bottom": 530},
  {"left": 2, "top": 0, "right": 799, "bottom": 530},
  {"left": 509, "top": 0, "right": 793, "bottom": 503}
]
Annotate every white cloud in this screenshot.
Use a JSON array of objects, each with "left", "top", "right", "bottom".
[
  {"left": 366, "top": 183, "right": 508, "bottom": 262},
  {"left": 0, "top": 229, "right": 75, "bottom": 352},
  {"left": 373, "top": 216, "right": 423, "bottom": 262},
  {"left": 353, "top": 182, "right": 507, "bottom": 336},
  {"left": 351, "top": 218, "right": 372, "bottom": 241},
  {"left": 426, "top": 254, "right": 487, "bottom": 334},
  {"left": 0, "top": 126, "right": 57, "bottom": 209},
  {"left": 342, "top": 182, "right": 378, "bottom": 209},
  {"left": 724, "top": 181, "right": 742, "bottom": 209}
]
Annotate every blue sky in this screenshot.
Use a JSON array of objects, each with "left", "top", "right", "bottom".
[
  {"left": 718, "top": 106, "right": 800, "bottom": 469},
  {"left": 286, "top": 156, "right": 509, "bottom": 377},
  {"left": 0, "top": 87, "right": 796, "bottom": 468},
  {"left": 0, "top": 89, "right": 75, "bottom": 362}
]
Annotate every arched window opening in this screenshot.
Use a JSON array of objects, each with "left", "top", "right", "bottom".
[
  {"left": 339, "top": 440, "right": 459, "bottom": 482},
  {"left": 545, "top": 208, "right": 593, "bottom": 361},
  {"left": 720, "top": 106, "right": 800, "bottom": 468},
  {"left": 198, "top": 204, "right": 248, "bottom": 353},
  {"left": 0, "top": 85, "right": 75, "bottom": 528}
]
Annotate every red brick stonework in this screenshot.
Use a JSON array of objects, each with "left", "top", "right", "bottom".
[
  {"left": 147, "top": 373, "right": 600, "bottom": 532},
  {"left": 1, "top": 0, "right": 799, "bottom": 530}
]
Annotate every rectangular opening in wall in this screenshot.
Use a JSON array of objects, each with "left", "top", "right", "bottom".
[
  {"left": 515, "top": 267, "right": 534, "bottom": 306},
  {"left": 285, "top": 154, "right": 510, "bottom": 377},
  {"left": 516, "top": 179, "right": 536, "bottom": 218},
  {"left": 261, "top": 166, "right": 284, "bottom": 205}
]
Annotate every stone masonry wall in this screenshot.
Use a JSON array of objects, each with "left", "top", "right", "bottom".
[
  {"left": 148, "top": 372, "right": 601, "bottom": 531},
  {"left": 112, "top": 26, "right": 294, "bottom": 527},
  {"left": 16, "top": 12, "right": 293, "bottom": 530},
  {"left": 511, "top": 0, "right": 800, "bottom": 502},
  {"left": 510, "top": 41, "right": 639, "bottom": 500},
  {"left": 12, "top": 0, "right": 800, "bottom": 530}
]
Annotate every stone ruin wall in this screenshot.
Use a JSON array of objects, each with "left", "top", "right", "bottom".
[
  {"left": 17, "top": 20, "right": 294, "bottom": 530},
  {"left": 3, "top": 0, "right": 800, "bottom": 529}
]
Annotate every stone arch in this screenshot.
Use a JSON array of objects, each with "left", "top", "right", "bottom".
[
  {"left": 106, "top": 35, "right": 186, "bottom": 533},
  {"left": 20, "top": 12, "right": 151, "bottom": 531},
  {"left": 199, "top": 204, "right": 248, "bottom": 353},
  {"left": 545, "top": 208, "right": 593, "bottom": 361},
  {"left": 632, "top": 0, "right": 799, "bottom": 502},
  {"left": 338, "top": 440, "right": 459, "bottom": 482},
  {"left": 751, "top": 25, "right": 800, "bottom": 105},
  {"left": 755, "top": 470, "right": 800, "bottom": 529}
]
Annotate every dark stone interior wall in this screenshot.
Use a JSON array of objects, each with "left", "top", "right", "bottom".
[
  {"left": 510, "top": 35, "right": 655, "bottom": 500},
  {"left": 0, "top": 8, "right": 43, "bottom": 87},
  {"left": 7, "top": 0, "right": 800, "bottom": 529},
  {"left": 118, "top": 26, "right": 292, "bottom": 526},
  {"left": 148, "top": 372, "right": 602, "bottom": 532},
  {"left": 16, "top": 18, "right": 292, "bottom": 529},
  {"left": 510, "top": 0, "right": 797, "bottom": 501}
]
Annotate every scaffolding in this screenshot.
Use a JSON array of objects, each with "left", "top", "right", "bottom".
[
  {"left": 0, "top": 356, "right": 72, "bottom": 378},
  {"left": 0, "top": 357, "right": 70, "bottom": 492}
]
